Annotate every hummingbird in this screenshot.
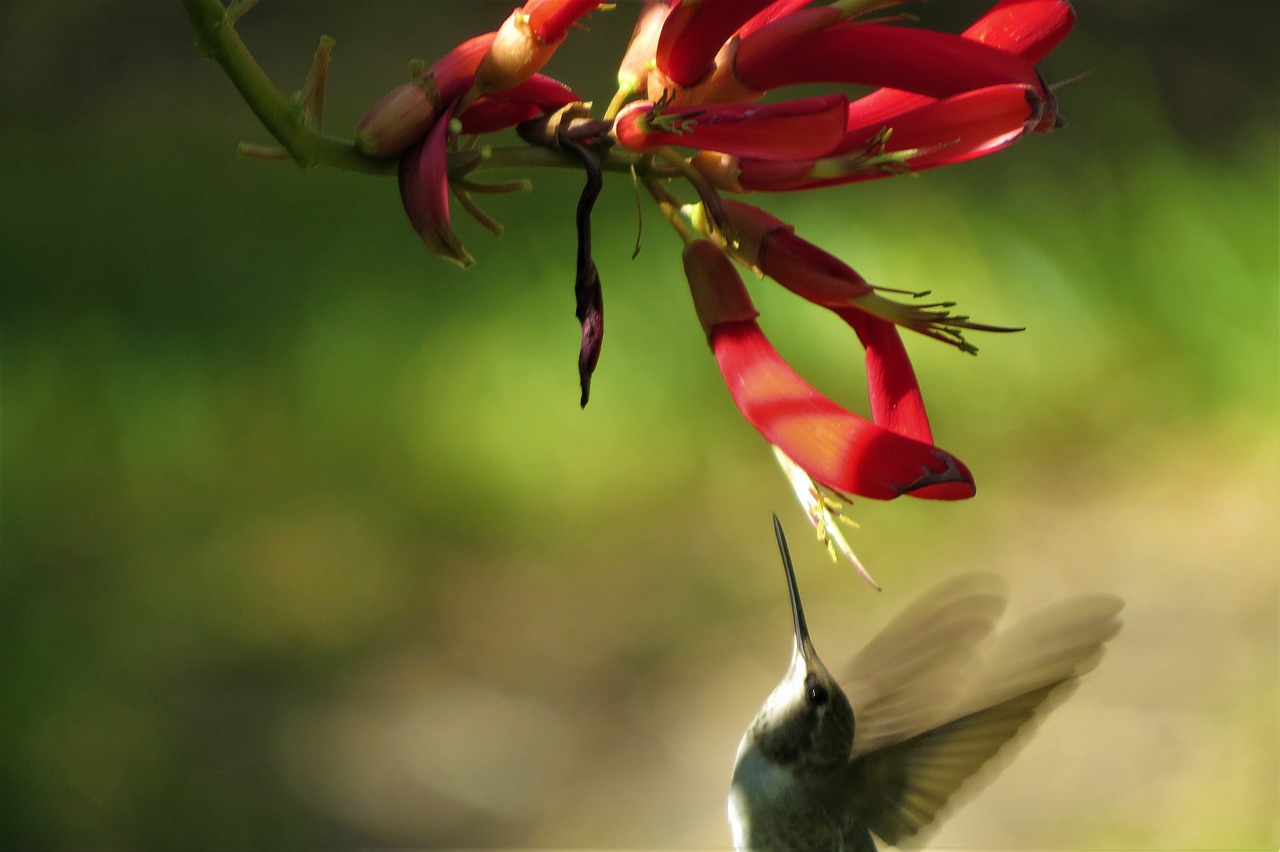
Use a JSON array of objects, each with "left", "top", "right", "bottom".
[{"left": 728, "top": 517, "right": 1123, "bottom": 851}]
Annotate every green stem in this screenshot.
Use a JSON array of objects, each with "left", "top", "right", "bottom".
[
  {"left": 182, "top": 0, "right": 391, "bottom": 173},
  {"left": 182, "top": 0, "right": 682, "bottom": 181}
]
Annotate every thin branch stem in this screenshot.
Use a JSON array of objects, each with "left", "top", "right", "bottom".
[
  {"left": 182, "top": 0, "right": 391, "bottom": 173},
  {"left": 182, "top": 0, "right": 682, "bottom": 181}
]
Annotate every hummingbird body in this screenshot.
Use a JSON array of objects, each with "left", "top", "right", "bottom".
[{"left": 729, "top": 518, "right": 1123, "bottom": 851}]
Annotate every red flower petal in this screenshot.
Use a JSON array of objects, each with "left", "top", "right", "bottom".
[
  {"left": 613, "top": 94, "right": 848, "bottom": 160},
  {"left": 758, "top": 228, "right": 878, "bottom": 304},
  {"left": 964, "top": 0, "right": 1076, "bottom": 63},
  {"left": 657, "top": 0, "right": 781, "bottom": 86},
  {"left": 731, "top": 5, "right": 844, "bottom": 71},
  {"left": 736, "top": 21, "right": 1045, "bottom": 98},
  {"left": 840, "top": 81, "right": 1039, "bottom": 158},
  {"left": 831, "top": 1, "right": 1074, "bottom": 135}
]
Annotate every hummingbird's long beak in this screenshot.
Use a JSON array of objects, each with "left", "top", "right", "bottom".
[{"left": 772, "top": 515, "right": 818, "bottom": 665}]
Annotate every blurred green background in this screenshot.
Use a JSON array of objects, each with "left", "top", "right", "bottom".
[{"left": 2, "top": 1, "right": 1276, "bottom": 848}]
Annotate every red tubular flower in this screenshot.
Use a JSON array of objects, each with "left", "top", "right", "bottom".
[
  {"left": 613, "top": 94, "right": 849, "bottom": 160},
  {"left": 693, "top": 83, "right": 1040, "bottom": 192},
  {"left": 684, "top": 239, "right": 975, "bottom": 501},
  {"left": 804, "top": 0, "right": 1075, "bottom": 135}
]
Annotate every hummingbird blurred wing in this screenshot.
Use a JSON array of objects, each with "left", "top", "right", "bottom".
[
  {"left": 952, "top": 593, "right": 1124, "bottom": 716},
  {"left": 842, "top": 594, "right": 1124, "bottom": 846},
  {"left": 845, "top": 573, "right": 1008, "bottom": 757}
]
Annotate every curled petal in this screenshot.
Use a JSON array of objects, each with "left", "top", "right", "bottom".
[
  {"left": 657, "top": 0, "right": 781, "bottom": 86},
  {"left": 683, "top": 240, "right": 974, "bottom": 501},
  {"left": 398, "top": 101, "right": 473, "bottom": 268},
  {"left": 613, "top": 94, "right": 848, "bottom": 159},
  {"left": 712, "top": 320, "right": 973, "bottom": 501}
]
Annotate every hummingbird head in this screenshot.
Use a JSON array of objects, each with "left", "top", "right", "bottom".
[{"left": 740, "top": 518, "right": 854, "bottom": 771}]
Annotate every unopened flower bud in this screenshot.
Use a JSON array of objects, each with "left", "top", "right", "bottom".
[{"left": 355, "top": 77, "right": 440, "bottom": 158}]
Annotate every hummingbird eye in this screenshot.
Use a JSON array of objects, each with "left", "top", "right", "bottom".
[{"left": 805, "top": 678, "right": 829, "bottom": 706}]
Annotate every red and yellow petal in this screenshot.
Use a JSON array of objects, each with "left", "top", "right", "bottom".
[{"left": 476, "top": 2, "right": 602, "bottom": 95}]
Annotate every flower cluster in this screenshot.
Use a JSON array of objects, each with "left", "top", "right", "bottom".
[
  {"left": 193, "top": 0, "right": 1075, "bottom": 578},
  {"left": 353, "top": 0, "right": 1075, "bottom": 575}
]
